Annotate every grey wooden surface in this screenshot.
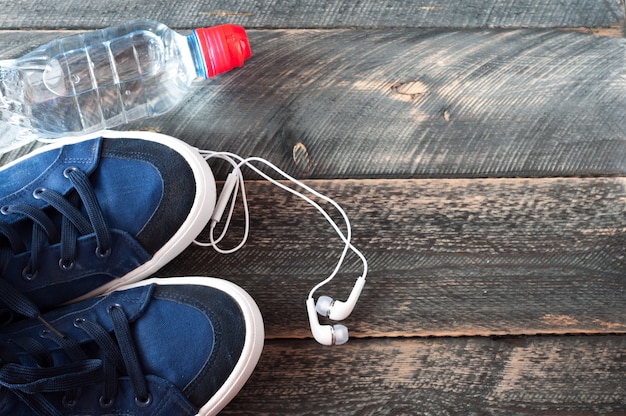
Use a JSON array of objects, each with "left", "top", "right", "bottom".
[
  {"left": 223, "top": 336, "right": 626, "bottom": 415},
  {"left": 158, "top": 178, "right": 626, "bottom": 339},
  {"left": 6, "top": 28, "right": 626, "bottom": 179},
  {"left": 1, "top": 1, "right": 625, "bottom": 414},
  {"left": 1, "top": 0, "right": 624, "bottom": 29}
]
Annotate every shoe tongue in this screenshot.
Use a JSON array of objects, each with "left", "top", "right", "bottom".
[{"left": 0, "top": 138, "right": 102, "bottom": 221}]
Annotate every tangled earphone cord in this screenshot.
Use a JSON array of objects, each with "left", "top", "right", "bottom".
[
  {"left": 193, "top": 153, "right": 250, "bottom": 254},
  {"left": 193, "top": 150, "right": 368, "bottom": 299}
]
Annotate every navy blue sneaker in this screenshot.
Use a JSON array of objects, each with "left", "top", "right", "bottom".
[
  {"left": 0, "top": 131, "right": 216, "bottom": 325},
  {"left": 0, "top": 276, "right": 264, "bottom": 415}
]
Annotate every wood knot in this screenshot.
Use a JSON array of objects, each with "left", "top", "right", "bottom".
[
  {"left": 292, "top": 142, "right": 314, "bottom": 175},
  {"left": 391, "top": 80, "right": 429, "bottom": 101},
  {"left": 201, "top": 10, "right": 254, "bottom": 17}
]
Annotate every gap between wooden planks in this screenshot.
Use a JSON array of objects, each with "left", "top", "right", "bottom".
[
  {"left": 158, "top": 177, "right": 626, "bottom": 339},
  {"left": 221, "top": 336, "right": 626, "bottom": 415}
]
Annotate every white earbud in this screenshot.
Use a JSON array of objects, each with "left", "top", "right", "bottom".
[
  {"left": 315, "top": 276, "right": 366, "bottom": 321},
  {"left": 307, "top": 298, "right": 349, "bottom": 345}
]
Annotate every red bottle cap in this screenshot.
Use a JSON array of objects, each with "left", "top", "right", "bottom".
[{"left": 194, "top": 24, "right": 251, "bottom": 78}]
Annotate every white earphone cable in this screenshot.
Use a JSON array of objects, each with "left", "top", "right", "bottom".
[{"left": 194, "top": 150, "right": 368, "bottom": 299}]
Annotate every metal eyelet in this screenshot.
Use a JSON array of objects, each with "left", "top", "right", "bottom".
[
  {"left": 38, "top": 316, "right": 66, "bottom": 339},
  {"left": 62, "top": 395, "right": 78, "bottom": 409},
  {"left": 0, "top": 205, "right": 11, "bottom": 215},
  {"left": 32, "top": 187, "right": 46, "bottom": 199},
  {"left": 99, "top": 396, "right": 114, "bottom": 409},
  {"left": 134, "top": 394, "right": 152, "bottom": 408},
  {"left": 73, "top": 317, "right": 85, "bottom": 328},
  {"left": 22, "top": 266, "right": 38, "bottom": 281},
  {"left": 59, "top": 258, "right": 76, "bottom": 271},
  {"left": 95, "top": 247, "right": 111, "bottom": 259},
  {"left": 107, "top": 304, "right": 122, "bottom": 314},
  {"left": 63, "top": 166, "right": 78, "bottom": 178}
]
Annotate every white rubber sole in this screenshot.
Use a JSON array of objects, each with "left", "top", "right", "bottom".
[
  {"left": 119, "top": 276, "right": 265, "bottom": 416},
  {"left": 78, "top": 131, "right": 216, "bottom": 300},
  {"left": 3, "top": 129, "right": 216, "bottom": 303}
]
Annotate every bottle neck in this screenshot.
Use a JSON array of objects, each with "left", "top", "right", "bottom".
[
  {"left": 187, "top": 25, "right": 251, "bottom": 79},
  {"left": 187, "top": 33, "right": 209, "bottom": 79}
]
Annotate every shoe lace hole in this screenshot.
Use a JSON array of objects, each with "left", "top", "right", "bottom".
[
  {"left": 95, "top": 247, "right": 111, "bottom": 259},
  {"left": 32, "top": 188, "right": 46, "bottom": 199},
  {"left": 99, "top": 396, "right": 114, "bottom": 408},
  {"left": 135, "top": 394, "right": 152, "bottom": 408},
  {"left": 0, "top": 205, "right": 11, "bottom": 215},
  {"left": 59, "top": 258, "right": 76, "bottom": 271},
  {"left": 62, "top": 395, "right": 78, "bottom": 409},
  {"left": 22, "top": 266, "right": 38, "bottom": 281},
  {"left": 73, "top": 317, "right": 85, "bottom": 328},
  {"left": 107, "top": 304, "right": 122, "bottom": 314},
  {"left": 63, "top": 166, "right": 78, "bottom": 178}
]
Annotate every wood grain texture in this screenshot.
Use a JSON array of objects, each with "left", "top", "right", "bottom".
[
  {"left": 1, "top": 29, "right": 624, "bottom": 179},
  {"left": 156, "top": 178, "right": 626, "bottom": 338},
  {"left": 126, "top": 28, "right": 626, "bottom": 179},
  {"left": 222, "top": 336, "right": 626, "bottom": 415},
  {"left": 0, "top": 1, "right": 623, "bottom": 415},
  {"left": 0, "top": 0, "right": 623, "bottom": 29}
]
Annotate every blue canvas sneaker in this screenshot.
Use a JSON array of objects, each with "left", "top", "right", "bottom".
[
  {"left": 0, "top": 131, "right": 216, "bottom": 326},
  {"left": 0, "top": 276, "right": 264, "bottom": 415}
]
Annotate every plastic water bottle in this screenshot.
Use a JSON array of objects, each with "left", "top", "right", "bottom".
[{"left": 0, "top": 19, "right": 251, "bottom": 151}]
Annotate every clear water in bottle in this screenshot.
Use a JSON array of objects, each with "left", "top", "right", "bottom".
[
  {"left": 0, "top": 19, "right": 250, "bottom": 151},
  {"left": 0, "top": 63, "right": 38, "bottom": 151}
]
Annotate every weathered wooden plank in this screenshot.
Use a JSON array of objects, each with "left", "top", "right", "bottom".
[
  {"left": 222, "top": 336, "right": 626, "bottom": 415},
  {"left": 130, "top": 29, "right": 626, "bottom": 179},
  {"left": 1, "top": 29, "right": 624, "bottom": 178},
  {"left": 0, "top": 0, "right": 623, "bottom": 29},
  {"left": 157, "top": 178, "right": 626, "bottom": 338}
]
